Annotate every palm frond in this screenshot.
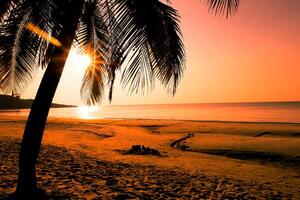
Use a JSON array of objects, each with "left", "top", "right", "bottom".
[
  {"left": 80, "top": 52, "right": 107, "bottom": 105},
  {"left": 23, "top": 0, "right": 56, "bottom": 69},
  {"left": 0, "top": 0, "right": 58, "bottom": 94},
  {"left": 0, "top": 3, "right": 34, "bottom": 93},
  {"left": 0, "top": 0, "right": 18, "bottom": 23},
  {"left": 121, "top": 45, "right": 154, "bottom": 94},
  {"left": 76, "top": 0, "right": 108, "bottom": 54},
  {"left": 202, "top": 0, "right": 240, "bottom": 17},
  {"left": 152, "top": 1, "right": 185, "bottom": 94},
  {"left": 39, "top": 22, "right": 63, "bottom": 68},
  {"left": 111, "top": 0, "right": 185, "bottom": 95},
  {"left": 38, "top": 0, "right": 68, "bottom": 68},
  {"left": 102, "top": 0, "right": 127, "bottom": 101},
  {"left": 78, "top": 0, "right": 109, "bottom": 104}
]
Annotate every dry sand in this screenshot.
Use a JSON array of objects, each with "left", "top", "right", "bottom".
[{"left": 0, "top": 116, "right": 300, "bottom": 199}]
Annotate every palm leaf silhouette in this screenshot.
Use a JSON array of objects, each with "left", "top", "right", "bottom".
[{"left": 202, "top": 0, "right": 240, "bottom": 17}]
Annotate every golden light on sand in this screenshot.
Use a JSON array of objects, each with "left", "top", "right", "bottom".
[{"left": 77, "top": 106, "right": 99, "bottom": 119}]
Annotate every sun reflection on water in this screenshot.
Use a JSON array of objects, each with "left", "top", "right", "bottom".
[{"left": 77, "top": 106, "right": 99, "bottom": 119}]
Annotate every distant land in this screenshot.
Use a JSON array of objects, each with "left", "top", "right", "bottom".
[{"left": 0, "top": 94, "right": 75, "bottom": 110}]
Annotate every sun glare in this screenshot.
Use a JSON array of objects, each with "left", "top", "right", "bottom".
[{"left": 68, "top": 49, "right": 91, "bottom": 71}]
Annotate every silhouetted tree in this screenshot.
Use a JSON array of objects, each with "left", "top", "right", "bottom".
[{"left": 0, "top": 0, "right": 239, "bottom": 198}]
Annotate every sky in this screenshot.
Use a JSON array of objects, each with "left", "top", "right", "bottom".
[{"left": 22, "top": 0, "right": 300, "bottom": 105}]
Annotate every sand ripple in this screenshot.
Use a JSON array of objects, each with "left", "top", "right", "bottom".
[{"left": 0, "top": 137, "right": 296, "bottom": 199}]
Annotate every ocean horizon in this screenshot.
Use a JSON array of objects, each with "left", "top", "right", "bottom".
[{"left": 1, "top": 101, "right": 300, "bottom": 123}]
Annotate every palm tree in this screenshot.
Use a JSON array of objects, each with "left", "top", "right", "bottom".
[{"left": 0, "top": 0, "right": 239, "bottom": 198}]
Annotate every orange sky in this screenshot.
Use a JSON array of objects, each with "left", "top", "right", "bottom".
[{"left": 22, "top": 0, "right": 300, "bottom": 105}]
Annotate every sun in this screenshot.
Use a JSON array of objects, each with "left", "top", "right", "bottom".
[{"left": 67, "top": 49, "right": 91, "bottom": 71}]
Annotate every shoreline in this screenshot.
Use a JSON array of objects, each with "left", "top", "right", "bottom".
[
  {"left": 1, "top": 113, "right": 300, "bottom": 125},
  {"left": 0, "top": 101, "right": 299, "bottom": 124}
]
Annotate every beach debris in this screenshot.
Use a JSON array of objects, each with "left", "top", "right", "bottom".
[
  {"left": 254, "top": 131, "right": 273, "bottom": 137},
  {"left": 127, "top": 145, "right": 161, "bottom": 156},
  {"left": 187, "top": 132, "right": 194, "bottom": 137},
  {"left": 176, "top": 141, "right": 191, "bottom": 150},
  {"left": 170, "top": 132, "right": 194, "bottom": 150}
]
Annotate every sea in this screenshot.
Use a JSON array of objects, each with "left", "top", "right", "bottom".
[{"left": 0, "top": 102, "right": 300, "bottom": 123}]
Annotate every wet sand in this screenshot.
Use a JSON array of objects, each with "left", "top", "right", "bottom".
[{"left": 0, "top": 116, "right": 300, "bottom": 199}]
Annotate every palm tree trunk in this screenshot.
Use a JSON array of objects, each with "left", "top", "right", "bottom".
[{"left": 16, "top": 0, "right": 85, "bottom": 198}]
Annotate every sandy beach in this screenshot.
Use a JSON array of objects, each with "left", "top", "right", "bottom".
[{"left": 0, "top": 116, "right": 300, "bottom": 199}]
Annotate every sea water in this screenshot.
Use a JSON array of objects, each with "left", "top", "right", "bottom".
[{"left": 0, "top": 102, "right": 300, "bottom": 123}]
